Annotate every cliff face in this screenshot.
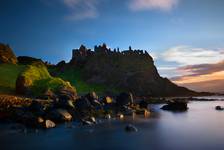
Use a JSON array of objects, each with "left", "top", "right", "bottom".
[
  {"left": 69, "top": 44, "right": 196, "bottom": 97},
  {"left": 0, "top": 43, "right": 17, "bottom": 64}
]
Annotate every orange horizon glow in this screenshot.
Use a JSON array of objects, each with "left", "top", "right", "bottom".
[{"left": 172, "top": 71, "right": 224, "bottom": 84}]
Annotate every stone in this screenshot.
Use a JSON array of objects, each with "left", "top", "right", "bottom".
[
  {"left": 57, "top": 109, "right": 72, "bottom": 121},
  {"left": 44, "top": 120, "right": 56, "bottom": 129},
  {"left": 161, "top": 101, "right": 188, "bottom": 111},
  {"left": 125, "top": 124, "right": 138, "bottom": 132},
  {"left": 116, "top": 92, "right": 133, "bottom": 106},
  {"left": 75, "top": 97, "right": 92, "bottom": 110},
  {"left": 139, "top": 100, "right": 148, "bottom": 109},
  {"left": 215, "top": 106, "right": 224, "bottom": 110}
]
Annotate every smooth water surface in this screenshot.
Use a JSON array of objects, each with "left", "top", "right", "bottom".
[{"left": 1, "top": 99, "right": 224, "bottom": 150}]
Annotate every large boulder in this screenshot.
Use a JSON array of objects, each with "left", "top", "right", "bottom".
[
  {"left": 0, "top": 43, "right": 17, "bottom": 64},
  {"left": 46, "top": 109, "right": 72, "bottom": 122},
  {"left": 116, "top": 92, "right": 134, "bottom": 106},
  {"left": 161, "top": 101, "right": 188, "bottom": 111}
]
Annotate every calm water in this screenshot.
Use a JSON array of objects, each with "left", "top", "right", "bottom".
[{"left": 1, "top": 97, "right": 224, "bottom": 150}]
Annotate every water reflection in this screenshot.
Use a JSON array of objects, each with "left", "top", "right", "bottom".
[{"left": 1, "top": 101, "right": 224, "bottom": 150}]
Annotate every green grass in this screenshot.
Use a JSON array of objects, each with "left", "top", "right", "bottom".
[
  {"left": 0, "top": 64, "right": 26, "bottom": 94},
  {"left": 0, "top": 63, "right": 120, "bottom": 96},
  {"left": 48, "top": 67, "right": 120, "bottom": 96},
  {"left": 20, "top": 62, "right": 76, "bottom": 96}
]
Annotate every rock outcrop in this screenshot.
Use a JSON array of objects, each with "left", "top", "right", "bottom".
[
  {"left": 0, "top": 43, "right": 17, "bottom": 64},
  {"left": 69, "top": 44, "right": 197, "bottom": 97}
]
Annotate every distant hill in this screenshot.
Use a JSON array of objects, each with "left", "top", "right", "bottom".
[
  {"left": 177, "top": 79, "right": 224, "bottom": 94},
  {"left": 68, "top": 44, "right": 199, "bottom": 97}
]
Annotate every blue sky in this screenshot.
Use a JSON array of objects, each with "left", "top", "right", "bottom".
[{"left": 0, "top": 0, "right": 224, "bottom": 83}]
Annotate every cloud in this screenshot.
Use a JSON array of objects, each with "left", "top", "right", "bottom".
[
  {"left": 61, "top": 0, "right": 98, "bottom": 20},
  {"left": 176, "top": 61, "right": 224, "bottom": 76},
  {"left": 129, "top": 0, "right": 179, "bottom": 11},
  {"left": 169, "top": 60, "right": 224, "bottom": 93},
  {"left": 163, "top": 46, "right": 224, "bottom": 65}
]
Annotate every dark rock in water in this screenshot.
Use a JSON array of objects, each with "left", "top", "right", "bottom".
[
  {"left": 44, "top": 120, "right": 56, "bottom": 129},
  {"left": 84, "top": 92, "right": 102, "bottom": 109},
  {"left": 116, "top": 92, "right": 133, "bottom": 106},
  {"left": 45, "top": 109, "right": 72, "bottom": 122},
  {"left": 215, "top": 106, "right": 224, "bottom": 110},
  {"left": 81, "top": 117, "right": 96, "bottom": 125},
  {"left": 81, "top": 120, "right": 93, "bottom": 126},
  {"left": 75, "top": 97, "right": 92, "bottom": 110},
  {"left": 103, "top": 96, "right": 113, "bottom": 104},
  {"left": 139, "top": 100, "right": 148, "bottom": 109},
  {"left": 86, "top": 92, "right": 98, "bottom": 102},
  {"left": 125, "top": 124, "right": 138, "bottom": 132},
  {"left": 0, "top": 43, "right": 17, "bottom": 64},
  {"left": 29, "top": 100, "right": 45, "bottom": 116},
  {"left": 161, "top": 101, "right": 188, "bottom": 111}
]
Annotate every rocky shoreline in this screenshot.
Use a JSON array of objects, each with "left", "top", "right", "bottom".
[
  {"left": 0, "top": 92, "right": 151, "bottom": 129},
  {"left": 1, "top": 92, "right": 219, "bottom": 129}
]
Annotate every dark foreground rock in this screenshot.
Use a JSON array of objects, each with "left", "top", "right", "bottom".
[
  {"left": 125, "top": 124, "right": 138, "bottom": 132},
  {"left": 215, "top": 106, "right": 224, "bottom": 111},
  {"left": 161, "top": 101, "right": 188, "bottom": 111},
  {"left": 0, "top": 91, "right": 151, "bottom": 129}
]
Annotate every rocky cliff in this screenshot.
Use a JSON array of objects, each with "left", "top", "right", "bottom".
[
  {"left": 69, "top": 44, "right": 197, "bottom": 97},
  {"left": 0, "top": 43, "right": 17, "bottom": 64}
]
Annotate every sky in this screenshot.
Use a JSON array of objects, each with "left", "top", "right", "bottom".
[{"left": 0, "top": 0, "right": 224, "bottom": 92}]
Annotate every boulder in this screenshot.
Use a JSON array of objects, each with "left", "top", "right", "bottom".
[
  {"left": 161, "top": 101, "right": 188, "bottom": 111},
  {"left": 86, "top": 92, "right": 98, "bottom": 102},
  {"left": 57, "top": 109, "right": 72, "bottom": 121},
  {"left": 45, "top": 109, "right": 72, "bottom": 122},
  {"left": 116, "top": 92, "right": 134, "bottom": 106},
  {"left": 125, "top": 124, "right": 138, "bottom": 132},
  {"left": 44, "top": 120, "right": 56, "bottom": 129},
  {"left": 103, "top": 96, "right": 113, "bottom": 104},
  {"left": 28, "top": 100, "right": 45, "bottom": 116},
  {"left": 139, "top": 100, "right": 148, "bottom": 109},
  {"left": 75, "top": 97, "right": 92, "bottom": 110},
  {"left": 215, "top": 106, "right": 224, "bottom": 111}
]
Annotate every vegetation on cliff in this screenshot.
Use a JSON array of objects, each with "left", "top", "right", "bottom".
[
  {"left": 0, "top": 64, "right": 26, "bottom": 94},
  {"left": 68, "top": 44, "right": 197, "bottom": 97},
  {"left": 16, "top": 62, "right": 77, "bottom": 98}
]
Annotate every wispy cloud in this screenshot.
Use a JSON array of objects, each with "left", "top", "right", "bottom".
[
  {"left": 57, "top": 0, "right": 98, "bottom": 20},
  {"left": 162, "top": 46, "right": 224, "bottom": 65},
  {"left": 169, "top": 60, "right": 224, "bottom": 92},
  {"left": 129, "top": 0, "right": 179, "bottom": 11}
]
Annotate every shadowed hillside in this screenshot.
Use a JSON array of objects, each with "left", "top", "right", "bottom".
[{"left": 67, "top": 44, "right": 198, "bottom": 97}]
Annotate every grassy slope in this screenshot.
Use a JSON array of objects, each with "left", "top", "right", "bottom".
[
  {"left": 48, "top": 67, "right": 120, "bottom": 96},
  {"left": 0, "top": 64, "right": 119, "bottom": 96},
  {"left": 0, "top": 64, "right": 26, "bottom": 94},
  {"left": 20, "top": 63, "right": 76, "bottom": 96}
]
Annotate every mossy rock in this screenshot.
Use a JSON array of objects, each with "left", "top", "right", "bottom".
[{"left": 16, "top": 62, "right": 77, "bottom": 99}]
